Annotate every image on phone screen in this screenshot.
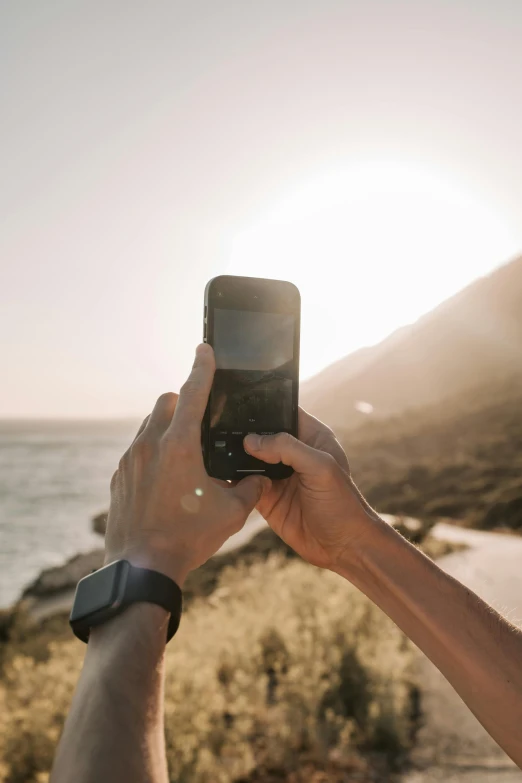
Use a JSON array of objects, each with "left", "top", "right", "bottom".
[{"left": 210, "top": 308, "right": 294, "bottom": 433}]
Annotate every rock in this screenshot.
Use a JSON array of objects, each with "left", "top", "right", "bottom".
[
  {"left": 92, "top": 511, "right": 108, "bottom": 536},
  {"left": 22, "top": 549, "right": 105, "bottom": 599}
]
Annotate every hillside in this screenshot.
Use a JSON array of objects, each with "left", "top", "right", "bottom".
[
  {"left": 301, "top": 255, "right": 522, "bottom": 431},
  {"left": 342, "top": 374, "right": 522, "bottom": 530}
]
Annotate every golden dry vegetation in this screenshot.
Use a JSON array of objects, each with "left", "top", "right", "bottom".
[{"left": 0, "top": 556, "right": 415, "bottom": 783}]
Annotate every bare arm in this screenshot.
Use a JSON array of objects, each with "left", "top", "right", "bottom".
[
  {"left": 245, "top": 412, "right": 522, "bottom": 769},
  {"left": 51, "top": 604, "right": 170, "bottom": 783},
  {"left": 51, "top": 344, "right": 269, "bottom": 783},
  {"left": 338, "top": 519, "right": 522, "bottom": 765}
]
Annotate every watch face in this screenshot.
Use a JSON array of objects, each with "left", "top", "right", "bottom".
[{"left": 70, "top": 560, "right": 129, "bottom": 622}]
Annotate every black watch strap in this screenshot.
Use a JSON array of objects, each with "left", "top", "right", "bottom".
[
  {"left": 123, "top": 566, "right": 183, "bottom": 641},
  {"left": 70, "top": 560, "right": 183, "bottom": 643}
]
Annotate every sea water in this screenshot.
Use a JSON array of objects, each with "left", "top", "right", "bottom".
[{"left": 0, "top": 419, "right": 138, "bottom": 607}]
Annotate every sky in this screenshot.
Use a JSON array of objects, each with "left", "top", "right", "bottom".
[{"left": 1, "top": 0, "right": 522, "bottom": 418}]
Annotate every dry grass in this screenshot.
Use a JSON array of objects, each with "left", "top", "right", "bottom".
[{"left": 0, "top": 556, "right": 415, "bottom": 783}]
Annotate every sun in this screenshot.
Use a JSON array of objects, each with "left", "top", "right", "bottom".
[{"left": 226, "top": 162, "right": 518, "bottom": 379}]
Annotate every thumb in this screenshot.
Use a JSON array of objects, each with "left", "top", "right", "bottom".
[
  {"left": 232, "top": 474, "right": 272, "bottom": 514},
  {"left": 244, "top": 432, "right": 322, "bottom": 475}
]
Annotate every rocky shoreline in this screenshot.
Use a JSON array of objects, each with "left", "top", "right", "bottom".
[
  {"left": 19, "top": 511, "right": 434, "bottom": 602},
  {"left": 22, "top": 549, "right": 105, "bottom": 601},
  {"left": 0, "top": 514, "right": 299, "bottom": 664},
  {"left": 21, "top": 511, "right": 107, "bottom": 602},
  {"left": 2, "top": 511, "right": 441, "bottom": 640},
  {"left": 4, "top": 512, "right": 433, "bottom": 635},
  {"left": 0, "top": 510, "right": 463, "bottom": 696}
]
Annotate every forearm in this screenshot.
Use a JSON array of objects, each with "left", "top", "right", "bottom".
[
  {"left": 51, "top": 604, "right": 169, "bottom": 783},
  {"left": 337, "top": 520, "right": 522, "bottom": 767}
]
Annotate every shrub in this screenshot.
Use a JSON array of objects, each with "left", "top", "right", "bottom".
[
  {"left": 0, "top": 557, "right": 414, "bottom": 783},
  {"left": 480, "top": 495, "right": 522, "bottom": 531}
]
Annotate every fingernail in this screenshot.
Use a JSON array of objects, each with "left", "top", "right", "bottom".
[
  {"left": 193, "top": 343, "right": 209, "bottom": 365},
  {"left": 244, "top": 433, "right": 261, "bottom": 451}
]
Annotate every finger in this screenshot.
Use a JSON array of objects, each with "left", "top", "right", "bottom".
[
  {"left": 232, "top": 474, "right": 272, "bottom": 515},
  {"left": 298, "top": 407, "right": 350, "bottom": 472},
  {"left": 244, "top": 431, "right": 326, "bottom": 474},
  {"left": 147, "top": 392, "right": 179, "bottom": 433},
  {"left": 298, "top": 406, "right": 325, "bottom": 442},
  {"left": 167, "top": 343, "right": 215, "bottom": 440},
  {"left": 115, "top": 415, "right": 153, "bottom": 487},
  {"left": 131, "top": 415, "right": 151, "bottom": 444}
]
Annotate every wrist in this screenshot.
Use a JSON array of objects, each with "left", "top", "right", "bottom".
[
  {"left": 104, "top": 546, "right": 190, "bottom": 588},
  {"left": 331, "top": 512, "right": 399, "bottom": 586}
]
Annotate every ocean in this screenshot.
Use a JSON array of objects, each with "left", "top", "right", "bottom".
[{"left": 0, "top": 419, "right": 140, "bottom": 608}]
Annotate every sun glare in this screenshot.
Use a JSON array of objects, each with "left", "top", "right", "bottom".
[{"left": 226, "top": 162, "right": 518, "bottom": 379}]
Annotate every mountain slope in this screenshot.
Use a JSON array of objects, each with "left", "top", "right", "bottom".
[
  {"left": 301, "top": 255, "right": 522, "bottom": 431},
  {"left": 341, "top": 373, "right": 522, "bottom": 529}
]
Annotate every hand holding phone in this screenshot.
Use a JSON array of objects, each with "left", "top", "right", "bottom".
[
  {"left": 243, "top": 409, "right": 377, "bottom": 571},
  {"left": 103, "top": 347, "right": 271, "bottom": 590},
  {"left": 202, "top": 275, "right": 301, "bottom": 480}
]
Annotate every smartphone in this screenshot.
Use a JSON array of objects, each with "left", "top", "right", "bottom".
[{"left": 202, "top": 275, "right": 300, "bottom": 480}]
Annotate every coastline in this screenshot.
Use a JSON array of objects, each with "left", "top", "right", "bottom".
[
  {"left": 10, "top": 511, "right": 440, "bottom": 625},
  {"left": 4, "top": 512, "right": 276, "bottom": 625}
]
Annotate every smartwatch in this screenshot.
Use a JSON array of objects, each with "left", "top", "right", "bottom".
[{"left": 69, "top": 559, "right": 183, "bottom": 643}]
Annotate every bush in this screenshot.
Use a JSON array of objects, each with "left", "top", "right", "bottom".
[
  {"left": 480, "top": 495, "right": 522, "bottom": 531},
  {"left": 0, "top": 556, "right": 415, "bottom": 783}
]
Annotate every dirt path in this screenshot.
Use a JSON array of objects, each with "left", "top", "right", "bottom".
[{"left": 403, "top": 524, "right": 522, "bottom": 782}]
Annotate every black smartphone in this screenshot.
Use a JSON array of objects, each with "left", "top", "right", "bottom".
[{"left": 202, "top": 275, "right": 300, "bottom": 480}]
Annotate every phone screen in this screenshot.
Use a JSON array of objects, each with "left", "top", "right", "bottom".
[
  {"left": 204, "top": 276, "right": 300, "bottom": 479},
  {"left": 211, "top": 308, "right": 295, "bottom": 432}
]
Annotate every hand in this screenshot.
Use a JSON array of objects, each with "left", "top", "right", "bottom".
[
  {"left": 105, "top": 344, "right": 271, "bottom": 587},
  {"left": 244, "top": 408, "right": 381, "bottom": 572}
]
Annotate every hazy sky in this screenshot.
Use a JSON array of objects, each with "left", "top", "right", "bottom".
[{"left": 2, "top": 0, "right": 522, "bottom": 417}]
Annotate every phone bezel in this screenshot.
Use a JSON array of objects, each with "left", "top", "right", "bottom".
[{"left": 202, "top": 275, "right": 300, "bottom": 481}]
